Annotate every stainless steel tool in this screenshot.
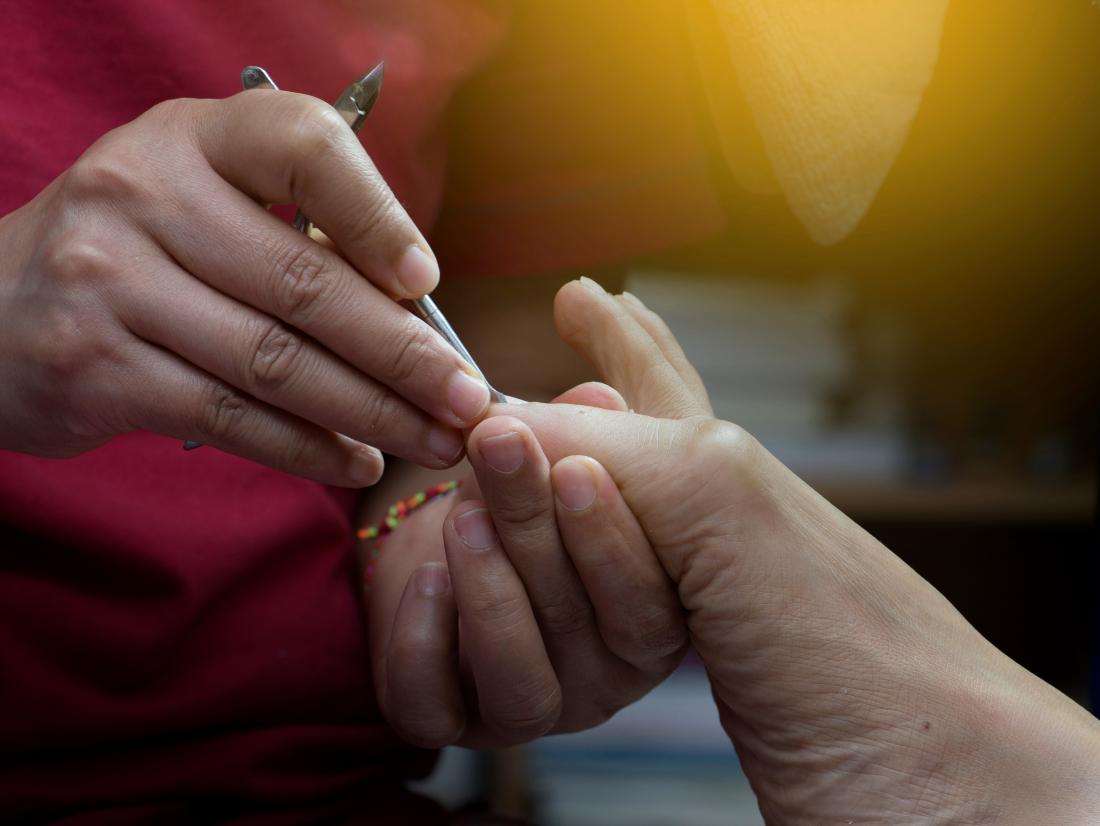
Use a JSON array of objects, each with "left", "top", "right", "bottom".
[{"left": 184, "top": 64, "right": 502, "bottom": 451}]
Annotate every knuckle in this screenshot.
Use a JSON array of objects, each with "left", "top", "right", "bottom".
[
  {"left": 246, "top": 319, "right": 306, "bottom": 389},
  {"left": 34, "top": 311, "right": 92, "bottom": 378},
  {"left": 693, "top": 418, "right": 759, "bottom": 478},
  {"left": 279, "top": 429, "right": 319, "bottom": 476},
  {"left": 144, "top": 97, "right": 193, "bottom": 124},
  {"left": 485, "top": 493, "right": 547, "bottom": 532},
  {"left": 287, "top": 96, "right": 350, "bottom": 161},
  {"left": 197, "top": 382, "right": 251, "bottom": 443},
  {"left": 269, "top": 242, "right": 337, "bottom": 325},
  {"left": 385, "top": 323, "right": 438, "bottom": 386},
  {"left": 467, "top": 591, "right": 529, "bottom": 630},
  {"left": 354, "top": 387, "right": 398, "bottom": 441},
  {"left": 536, "top": 590, "right": 594, "bottom": 640},
  {"left": 66, "top": 143, "right": 148, "bottom": 206},
  {"left": 42, "top": 231, "right": 115, "bottom": 290},
  {"left": 627, "top": 606, "right": 688, "bottom": 663},
  {"left": 32, "top": 305, "right": 107, "bottom": 382},
  {"left": 483, "top": 678, "right": 562, "bottom": 740}
]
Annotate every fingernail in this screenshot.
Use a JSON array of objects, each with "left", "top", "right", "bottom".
[
  {"left": 479, "top": 430, "right": 524, "bottom": 474},
  {"left": 554, "top": 459, "right": 598, "bottom": 511},
  {"left": 446, "top": 370, "right": 491, "bottom": 423},
  {"left": 349, "top": 444, "right": 383, "bottom": 486},
  {"left": 454, "top": 508, "right": 496, "bottom": 550},
  {"left": 621, "top": 291, "right": 647, "bottom": 310},
  {"left": 395, "top": 245, "right": 440, "bottom": 297},
  {"left": 579, "top": 276, "right": 606, "bottom": 294},
  {"left": 414, "top": 563, "right": 450, "bottom": 597},
  {"left": 428, "top": 425, "right": 464, "bottom": 465}
]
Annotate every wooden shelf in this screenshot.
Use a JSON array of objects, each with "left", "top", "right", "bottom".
[{"left": 810, "top": 476, "right": 1096, "bottom": 524}]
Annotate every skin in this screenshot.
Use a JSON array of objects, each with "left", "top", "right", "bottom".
[
  {"left": 8, "top": 89, "right": 1095, "bottom": 820},
  {"left": 0, "top": 90, "right": 495, "bottom": 484},
  {"left": 390, "top": 278, "right": 1100, "bottom": 824},
  {"left": 1, "top": 87, "right": 681, "bottom": 756},
  {"left": 365, "top": 379, "right": 688, "bottom": 749},
  {"left": 362, "top": 267, "right": 694, "bottom": 750}
]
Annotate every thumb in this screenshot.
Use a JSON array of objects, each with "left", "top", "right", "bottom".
[{"left": 554, "top": 279, "right": 712, "bottom": 419}]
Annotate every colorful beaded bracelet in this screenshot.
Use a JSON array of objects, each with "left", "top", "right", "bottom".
[{"left": 358, "top": 479, "right": 460, "bottom": 589}]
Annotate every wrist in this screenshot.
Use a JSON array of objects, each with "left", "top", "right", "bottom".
[{"left": 963, "top": 655, "right": 1100, "bottom": 825}]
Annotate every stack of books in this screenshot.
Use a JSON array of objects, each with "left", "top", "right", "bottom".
[
  {"left": 528, "top": 663, "right": 763, "bottom": 825},
  {"left": 626, "top": 270, "right": 907, "bottom": 482}
]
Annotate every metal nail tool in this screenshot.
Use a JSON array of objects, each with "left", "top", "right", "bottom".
[{"left": 183, "top": 64, "right": 503, "bottom": 451}]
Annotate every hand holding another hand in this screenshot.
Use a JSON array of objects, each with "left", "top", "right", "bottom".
[{"left": 366, "top": 378, "right": 688, "bottom": 750}]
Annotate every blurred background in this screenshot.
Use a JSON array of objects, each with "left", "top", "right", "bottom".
[{"left": 421, "top": 1, "right": 1098, "bottom": 822}]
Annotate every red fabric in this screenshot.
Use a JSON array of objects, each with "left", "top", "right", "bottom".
[
  {"left": 0, "top": 1, "right": 724, "bottom": 821},
  {"left": 0, "top": 2, "right": 506, "bottom": 822}
]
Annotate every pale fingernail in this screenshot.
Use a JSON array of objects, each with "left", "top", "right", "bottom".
[
  {"left": 479, "top": 430, "right": 524, "bottom": 474},
  {"left": 349, "top": 444, "right": 383, "bottom": 486},
  {"left": 621, "top": 291, "right": 647, "bottom": 310},
  {"left": 446, "top": 370, "right": 491, "bottom": 423},
  {"left": 428, "top": 425, "right": 464, "bottom": 465},
  {"left": 454, "top": 508, "right": 496, "bottom": 549},
  {"left": 395, "top": 245, "right": 440, "bottom": 297},
  {"left": 579, "top": 276, "right": 606, "bottom": 294},
  {"left": 414, "top": 563, "right": 450, "bottom": 597},
  {"left": 554, "top": 459, "right": 598, "bottom": 511}
]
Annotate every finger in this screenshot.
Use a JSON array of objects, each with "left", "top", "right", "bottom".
[
  {"left": 191, "top": 90, "right": 439, "bottom": 300},
  {"left": 383, "top": 563, "right": 466, "bottom": 748},
  {"left": 553, "top": 278, "right": 710, "bottom": 419},
  {"left": 551, "top": 381, "right": 629, "bottom": 411},
  {"left": 487, "top": 400, "right": 764, "bottom": 578},
  {"left": 144, "top": 169, "right": 490, "bottom": 432},
  {"left": 467, "top": 416, "right": 599, "bottom": 651},
  {"left": 443, "top": 500, "right": 562, "bottom": 744},
  {"left": 118, "top": 252, "right": 466, "bottom": 468},
  {"left": 468, "top": 416, "right": 631, "bottom": 730},
  {"left": 118, "top": 338, "right": 383, "bottom": 486},
  {"left": 362, "top": 483, "right": 460, "bottom": 718},
  {"left": 551, "top": 455, "right": 687, "bottom": 673},
  {"left": 616, "top": 291, "right": 712, "bottom": 416}
]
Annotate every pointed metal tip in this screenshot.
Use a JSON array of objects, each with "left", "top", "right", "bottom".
[
  {"left": 240, "top": 65, "right": 278, "bottom": 91},
  {"left": 353, "top": 62, "right": 384, "bottom": 118},
  {"left": 361, "top": 61, "right": 385, "bottom": 90}
]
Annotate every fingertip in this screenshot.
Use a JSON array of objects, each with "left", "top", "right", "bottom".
[
  {"left": 445, "top": 368, "right": 492, "bottom": 426},
  {"left": 394, "top": 244, "right": 440, "bottom": 298},
  {"left": 344, "top": 439, "right": 385, "bottom": 487},
  {"left": 427, "top": 425, "right": 466, "bottom": 468},
  {"left": 551, "top": 455, "right": 600, "bottom": 512},
  {"left": 578, "top": 276, "right": 607, "bottom": 294},
  {"left": 553, "top": 279, "right": 600, "bottom": 341}
]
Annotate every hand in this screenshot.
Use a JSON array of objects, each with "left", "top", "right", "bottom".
[
  {"left": 0, "top": 91, "right": 491, "bottom": 484},
  {"left": 500, "top": 279, "right": 1100, "bottom": 824},
  {"left": 366, "top": 382, "right": 688, "bottom": 749}
]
